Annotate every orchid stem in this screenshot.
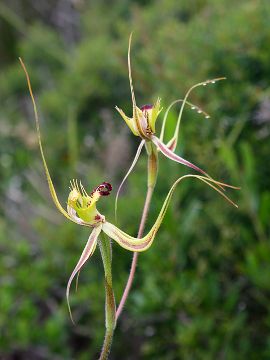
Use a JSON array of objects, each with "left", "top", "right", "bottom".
[
  {"left": 116, "top": 142, "right": 158, "bottom": 320},
  {"left": 99, "top": 234, "right": 116, "bottom": 360},
  {"left": 116, "top": 185, "right": 154, "bottom": 320}
]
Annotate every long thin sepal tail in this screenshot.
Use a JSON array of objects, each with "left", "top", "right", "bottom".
[
  {"left": 19, "top": 58, "right": 73, "bottom": 222},
  {"left": 115, "top": 140, "right": 145, "bottom": 222},
  {"left": 160, "top": 99, "right": 210, "bottom": 152},
  {"left": 128, "top": 33, "right": 137, "bottom": 117},
  {"left": 103, "top": 175, "right": 238, "bottom": 253},
  {"left": 128, "top": 33, "right": 144, "bottom": 137},
  {"left": 168, "top": 77, "right": 226, "bottom": 151},
  {"left": 66, "top": 225, "right": 102, "bottom": 324}
]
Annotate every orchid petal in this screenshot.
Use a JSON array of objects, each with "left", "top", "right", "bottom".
[
  {"left": 160, "top": 99, "right": 210, "bottom": 152},
  {"left": 19, "top": 58, "right": 79, "bottom": 224},
  {"left": 152, "top": 135, "right": 225, "bottom": 191},
  {"left": 104, "top": 175, "right": 238, "bottom": 252},
  {"left": 170, "top": 77, "right": 226, "bottom": 150},
  {"left": 160, "top": 99, "right": 183, "bottom": 144},
  {"left": 152, "top": 135, "right": 208, "bottom": 176},
  {"left": 66, "top": 225, "right": 102, "bottom": 323},
  {"left": 115, "top": 140, "right": 145, "bottom": 222}
]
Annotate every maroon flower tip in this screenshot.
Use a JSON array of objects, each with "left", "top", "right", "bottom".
[
  {"left": 140, "top": 104, "right": 153, "bottom": 112},
  {"left": 97, "top": 182, "right": 113, "bottom": 196},
  {"left": 95, "top": 215, "right": 101, "bottom": 221}
]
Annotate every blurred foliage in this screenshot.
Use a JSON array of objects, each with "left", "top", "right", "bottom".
[{"left": 0, "top": 0, "right": 270, "bottom": 359}]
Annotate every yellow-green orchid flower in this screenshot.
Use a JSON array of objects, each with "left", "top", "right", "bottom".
[
  {"left": 117, "top": 34, "right": 225, "bottom": 158},
  {"left": 20, "top": 58, "right": 238, "bottom": 323},
  {"left": 115, "top": 34, "right": 225, "bottom": 210}
]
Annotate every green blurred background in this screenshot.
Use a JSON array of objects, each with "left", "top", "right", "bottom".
[{"left": 0, "top": 0, "right": 270, "bottom": 359}]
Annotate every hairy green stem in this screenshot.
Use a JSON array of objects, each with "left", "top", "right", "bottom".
[
  {"left": 116, "top": 142, "right": 158, "bottom": 320},
  {"left": 99, "top": 234, "right": 116, "bottom": 360}
]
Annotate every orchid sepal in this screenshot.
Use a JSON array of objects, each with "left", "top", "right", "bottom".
[
  {"left": 151, "top": 135, "right": 208, "bottom": 176},
  {"left": 19, "top": 58, "right": 95, "bottom": 227},
  {"left": 103, "top": 174, "right": 239, "bottom": 253},
  {"left": 66, "top": 225, "right": 102, "bottom": 323},
  {"left": 127, "top": 33, "right": 146, "bottom": 139},
  {"left": 115, "top": 106, "right": 140, "bottom": 136},
  {"left": 114, "top": 140, "right": 145, "bottom": 222}
]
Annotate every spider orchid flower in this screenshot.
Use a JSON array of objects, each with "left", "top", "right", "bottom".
[
  {"left": 20, "top": 58, "right": 239, "bottom": 324},
  {"left": 115, "top": 34, "right": 226, "bottom": 213},
  {"left": 66, "top": 175, "right": 238, "bottom": 324}
]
